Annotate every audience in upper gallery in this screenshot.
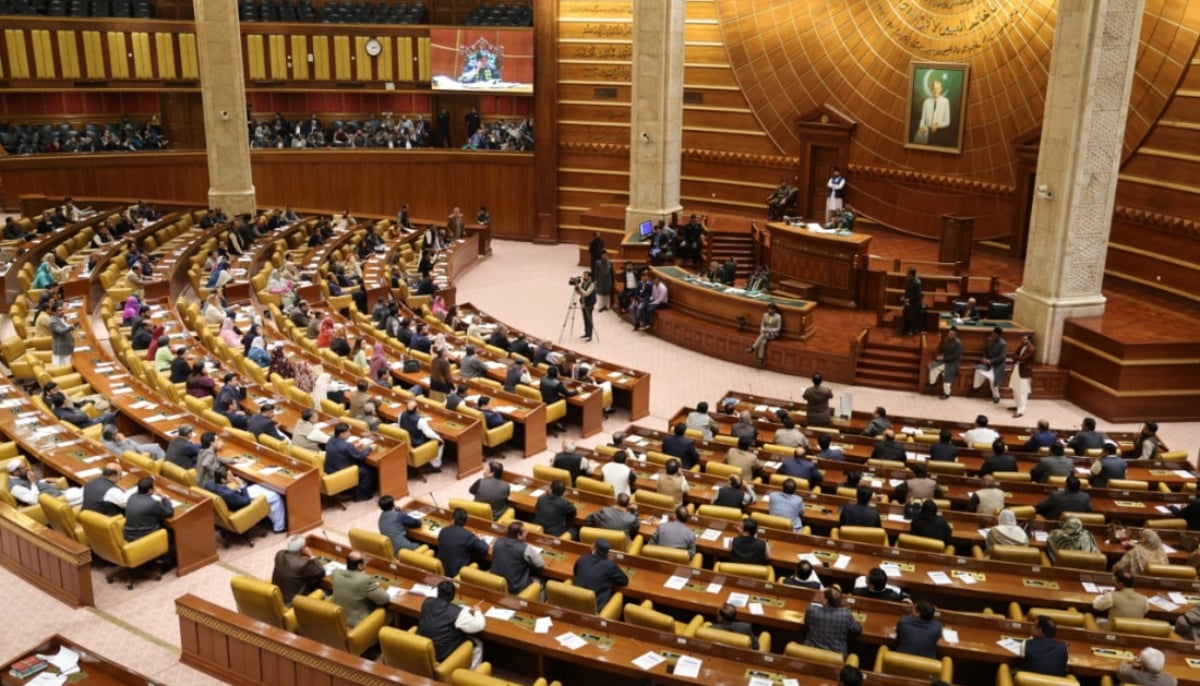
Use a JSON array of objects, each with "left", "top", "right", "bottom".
[
  {"left": 3, "top": 116, "right": 168, "bottom": 155},
  {"left": 246, "top": 112, "right": 533, "bottom": 151}
]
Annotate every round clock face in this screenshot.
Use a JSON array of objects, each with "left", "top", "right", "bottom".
[{"left": 365, "top": 38, "right": 382, "bottom": 57}]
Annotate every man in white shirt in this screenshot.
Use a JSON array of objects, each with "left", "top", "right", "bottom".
[
  {"left": 600, "top": 449, "right": 633, "bottom": 498},
  {"left": 7, "top": 458, "right": 82, "bottom": 507},
  {"left": 826, "top": 167, "right": 846, "bottom": 218},
  {"left": 962, "top": 414, "right": 1000, "bottom": 447}
]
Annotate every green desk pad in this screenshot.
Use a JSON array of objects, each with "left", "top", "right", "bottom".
[{"left": 656, "top": 267, "right": 811, "bottom": 307}]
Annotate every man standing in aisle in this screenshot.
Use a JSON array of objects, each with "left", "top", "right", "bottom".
[{"left": 827, "top": 167, "right": 846, "bottom": 220}]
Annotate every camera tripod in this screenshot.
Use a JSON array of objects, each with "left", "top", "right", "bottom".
[{"left": 558, "top": 288, "right": 599, "bottom": 344}]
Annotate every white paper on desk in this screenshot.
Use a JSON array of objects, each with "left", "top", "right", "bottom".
[
  {"left": 1033, "top": 530, "right": 1049, "bottom": 542},
  {"left": 649, "top": 472, "right": 660, "bottom": 481},
  {"left": 110, "top": 386, "right": 133, "bottom": 395},
  {"left": 928, "top": 571, "right": 953, "bottom": 585},
  {"left": 259, "top": 466, "right": 281, "bottom": 475},
  {"left": 1074, "top": 467, "right": 1091, "bottom": 475},
  {"left": 556, "top": 632, "right": 587, "bottom": 650},
  {"left": 1082, "top": 582, "right": 1099, "bottom": 593},
  {"left": 748, "top": 602, "right": 764, "bottom": 616},
  {"left": 0, "top": 398, "right": 23, "bottom": 408},
  {"left": 39, "top": 646, "right": 80, "bottom": 674},
  {"left": 722, "top": 536, "right": 732, "bottom": 549},
  {"left": 799, "top": 553, "right": 822, "bottom": 566},
  {"left": 25, "top": 674, "right": 67, "bottom": 686},
  {"left": 833, "top": 554, "right": 852, "bottom": 569},
  {"left": 385, "top": 586, "right": 406, "bottom": 600},
  {"left": 485, "top": 607, "right": 516, "bottom": 620},
  {"left": 942, "top": 628, "right": 960, "bottom": 644},
  {"left": 887, "top": 478, "right": 904, "bottom": 487},
  {"left": 1163, "top": 543, "right": 1178, "bottom": 554},
  {"left": 411, "top": 583, "right": 438, "bottom": 597},
  {"left": 880, "top": 563, "right": 902, "bottom": 578},
  {"left": 1156, "top": 505, "right": 1174, "bottom": 514},
  {"left": 705, "top": 582, "right": 723, "bottom": 594},
  {"left": 534, "top": 617, "right": 552, "bottom": 634},
  {"left": 1174, "top": 469, "right": 1193, "bottom": 479},
  {"left": 664, "top": 575, "right": 688, "bottom": 590},
  {"left": 75, "top": 467, "right": 103, "bottom": 479},
  {"left": 887, "top": 513, "right": 908, "bottom": 523},
  {"left": 1168, "top": 591, "right": 1191, "bottom": 604},
  {"left": 997, "top": 638, "right": 1024, "bottom": 656},
  {"left": 782, "top": 680, "right": 800, "bottom": 686},
  {"left": 323, "top": 561, "right": 346, "bottom": 574},
  {"left": 747, "top": 677, "right": 773, "bottom": 686},
  {"left": 953, "top": 571, "right": 978, "bottom": 585},
  {"left": 529, "top": 489, "right": 545, "bottom": 498},
  {"left": 632, "top": 651, "right": 665, "bottom": 671},
  {"left": 674, "top": 655, "right": 702, "bottom": 678},
  {"left": 727, "top": 592, "right": 749, "bottom": 608},
  {"left": 1149, "top": 596, "right": 1180, "bottom": 612}
]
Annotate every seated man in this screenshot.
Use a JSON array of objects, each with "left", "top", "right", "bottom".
[
  {"left": 861, "top": 407, "right": 892, "bottom": 437},
  {"left": 377, "top": 495, "right": 422, "bottom": 553},
  {"left": 853, "top": 567, "right": 910, "bottom": 603},
  {"left": 324, "top": 422, "right": 377, "bottom": 502},
  {"left": 870, "top": 430, "right": 907, "bottom": 461},
  {"left": 101, "top": 426, "right": 166, "bottom": 461},
  {"left": 81, "top": 463, "right": 129, "bottom": 515},
  {"left": 123, "top": 476, "right": 175, "bottom": 569},
  {"left": 713, "top": 474, "right": 757, "bottom": 510},
  {"left": 491, "top": 521, "right": 544, "bottom": 595},
  {"left": 839, "top": 486, "right": 882, "bottom": 527},
  {"left": 1020, "top": 616, "right": 1068, "bottom": 677},
  {"left": 962, "top": 414, "right": 1000, "bottom": 446},
  {"left": 649, "top": 505, "right": 696, "bottom": 557},
  {"left": 1035, "top": 475, "right": 1091, "bottom": 521},
  {"left": 272, "top": 534, "right": 325, "bottom": 605},
  {"left": 1092, "top": 569, "right": 1148, "bottom": 620},
  {"left": 7, "top": 458, "right": 82, "bottom": 507},
  {"left": 729, "top": 518, "right": 768, "bottom": 565},
  {"left": 769, "top": 478, "right": 805, "bottom": 532},
  {"left": 50, "top": 392, "right": 109, "bottom": 430},
  {"left": 550, "top": 440, "right": 591, "bottom": 486},
  {"left": 468, "top": 461, "right": 512, "bottom": 521},
  {"left": 203, "top": 465, "right": 286, "bottom": 533},
  {"left": 894, "top": 600, "right": 942, "bottom": 659},
  {"left": 399, "top": 401, "right": 444, "bottom": 473},
  {"left": 952, "top": 297, "right": 980, "bottom": 322},
  {"left": 331, "top": 550, "right": 390, "bottom": 628},
  {"left": 247, "top": 403, "right": 287, "bottom": 441},
  {"left": 1031, "top": 442, "right": 1074, "bottom": 483},
  {"left": 782, "top": 559, "right": 823, "bottom": 589},
  {"left": 662, "top": 422, "right": 701, "bottom": 470},
  {"left": 584, "top": 493, "right": 640, "bottom": 540},
  {"left": 436, "top": 507, "right": 490, "bottom": 577},
  {"left": 572, "top": 539, "right": 628, "bottom": 609},
  {"left": 533, "top": 479, "right": 577, "bottom": 538},
  {"left": 418, "top": 580, "right": 487, "bottom": 667},
  {"left": 711, "top": 602, "right": 759, "bottom": 650}
]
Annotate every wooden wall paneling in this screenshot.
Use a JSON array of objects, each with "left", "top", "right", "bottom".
[
  {"left": 106, "top": 31, "right": 130, "bottom": 79},
  {"left": 268, "top": 35, "right": 287, "bottom": 80},
  {"left": 56, "top": 31, "right": 80, "bottom": 79},
  {"left": 154, "top": 32, "right": 176, "bottom": 79},
  {"left": 416, "top": 36, "right": 430, "bottom": 82},
  {"left": 30, "top": 29, "right": 55, "bottom": 79},
  {"left": 178, "top": 32, "right": 198, "bottom": 79},
  {"left": 5, "top": 29, "right": 31, "bottom": 79},
  {"left": 246, "top": 35, "right": 266, "bottom": 80},
  {"left": 396, "top": 36, "right": 413, "bottom": 82},
  {"left": 353, "top": 37, "right": 371, "bottom": 82},
  {"left": 312, "top": 35, "right": 330, "bottom": 80},
  {"left": 333, "top": 36, "right": 351, "bottom": 80}
]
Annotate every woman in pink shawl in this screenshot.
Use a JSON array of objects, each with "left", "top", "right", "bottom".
[
  {"left": 219, "top": 317, "right": 241, "bottom": 347},
  {"left": 368, "top": 342, "right": 391, "bottom": 387}
]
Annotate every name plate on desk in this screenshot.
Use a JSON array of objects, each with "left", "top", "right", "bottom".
[{"left": 1023, "top": 579, "right": 1059, "bottom": 589}]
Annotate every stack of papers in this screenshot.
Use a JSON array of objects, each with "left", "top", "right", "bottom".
[
  {"left": 997, "top": 637, "right": 1024, "bottom": 655},
  {"left": 1149, "top": 596, "right": 1179, "bottom": 611},
  {"left": 664, "top": 575, "right": 688, "bottom": 590},
  {"left": 632, "top": 651, "right": 665, "bottom": 671},
  {"left": 942, "top": 628, "right": 960, "bottom": 644},
  {"left": 674, "top": 655, "right": 702, "bottom": 678},
  {"left": 928, "top": 571, "right": 953, "bottom": 585},
  {"left": 534, "top": 617, "right": 552, "bottom": 634},
  {"left": 556, "top": 632, "right": 587, "bottom": 650},
  {"left": 727, "top": 592, "right": 750, "bottom": 607},
  {"left": 484, "top": 607, "right": 515, "bottom": 620},
  {"left": 323, "top": 561, "right": 346, "bottom": 575}
]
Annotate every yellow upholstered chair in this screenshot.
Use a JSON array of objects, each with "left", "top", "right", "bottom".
[
  {"left": 122, "top": 451, "right": 160, "bottom": 476},
  {"left": 713, "top": 561, "right": 775, "bottom": 582},
  {"left": 696, "top": 504, "right": 744, "bottom": 523},
  {"left": 292, "top": 594, "right": 385, "bottom": 656},
  {"left": 399, "top": 547, "right": 446, "bottom": 575},
  {"left": 750, "top": 512, "right": 798, "bottom": 532},
  {"left": 783, "top": 642, "right": 859, "bottom": 667},
  {"left": 0, "top": 454, "right": 49, "bottom": 524},
  {"left": 832, "top": 526, "right": 888, "bottom": 546},
  {"left": 458, "top": 566, "right": 541, "bottom": 602},
  {"left": 984, "top": 544, "right": 1048, "bottom": 565},
  {"left": 190, "top": 486, "right": 270, "bottom": 547},
  {"left": 449, "top": 497, "right": 513, "bottom": 524},
  {"left": 532, "top": 464, "right": 572, "bottom": 486},
  {"left": 159, "top": 460, "right": 194, "bottom": 486},
  {"left": 1144, "top": 518, "right": 1187, "bottom": 530},
  {"left": 1051, "top": 550, "right": 1108, "bottom": 571},
  {"left": 545, "top": 579, "right": 622, "bottom": 620},
  {"left": 632, "top": 490, "right": 678, "bottom": 511},
  {"left": 1109, "top": 616, "right": 1180, "bottom": 639},
  {"left": 695, "top": 624, "right": 771, "bottom": 653},
  {"left": 379, "top": 424, "right": 440, "bottom": 476},
  {"left": 458, "top": 405, "right": 514, "bottom": 454},
  {"left": 1158, "top": 450, "right": 1189, "bottom": 462},
  {"left": 996, "top": 664, "right": 1079, "bottom": 686},
  {"left": 874, "top": 646, "right": 952, "bottom": 682},
  {"left": 349, "top": 527, "right": 398, "bottom": 560},
  {"left": 515, "top": 385, "right": 566, "bottom": 430},
  {"left": 768, "top": 473, "right": 811, "bottom": 490},
  {"left": 639, "top": 544, "right": 702, "bottom": 568},
  {"left": 576, "top": 476, "right": 614, "bottom": 497},
  {"left": 866, "top": 458, "right": 906, "bottom": 471},
  {"left": 993, "top": 471, "right": 1031, "bottom": 483},
  {"left": 379, "top": 626, "right": 477, "bottom": 682},
  {"left": 1061, "top": 512, "right": 1106, "bottom": 525},
  {"left": 1106, "top": 479, "right": 1150, "bottom": 491},
  {"left": 1009, "top": 604, "right": 1098, "bottom": 630},
  {"left": 924, "top": 460, "right": 966, "bottom": 476},
  {"left": 643, "top": 450, "right": 674, "bottom": 467},
  {"left": 39, "top": 493, "right": 86, "bottom": 544},
  {"left": 896, "top": 533, "right": 953, "bottom": 555},
  {"left": 1144, "top": 563, "right": 1198, "bottom": 580},
  {"left": 451, "top": 670, "right": 558, "bottom": 686},
  {"left": 230, "top": 576, "right": 300, "bottom": 631},
  {"left": 79, "top": 510, "right": 169, "bottom": 589},
  {"left": 579, "top": 526, "right": 641, "bottom": 554},
  {"left": 704, "top": 461, "right": 743, "bottom": 480},
  {"left": 623, "top": 600, "right": 703, "bottom": 636}
]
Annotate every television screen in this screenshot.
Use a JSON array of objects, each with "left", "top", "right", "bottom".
[
  {"left": 430, "top": 28, "right": 534, "bottom": 94},
  {"left": 639, "top": 220, "right": 653, "bottom": 238}
]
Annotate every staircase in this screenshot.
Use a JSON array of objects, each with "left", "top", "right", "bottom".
[
  {"left": 854, "top": 340, "right": 921, "bottom": 391},
  {"left": 706, "top": 231, "right": 756, "bottom": 282}
]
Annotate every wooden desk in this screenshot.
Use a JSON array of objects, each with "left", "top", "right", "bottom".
[
  {"left": 0, "top": 503, "right": 93, "bottom": 608},
  {"left": 652, "top": 266, "right": 817, "bottom": 340},
  {"left": 2, "top": 634, "right": 162, "bottom": 686},
  {"left": 765, "top": 222, "right": 872, "bottom": 308}
]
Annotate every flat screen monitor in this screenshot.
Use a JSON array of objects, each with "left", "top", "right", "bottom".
[
  {"left": 429, "top": 28, "right": 534, "bottom": 94},
  {"left": 639, "top": 220, "right": 653, "bottom": 239}
]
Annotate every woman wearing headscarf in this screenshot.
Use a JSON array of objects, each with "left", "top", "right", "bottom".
[
  {"left": 32, "top": 254, "right": 62, "bottom": 289},
  {"left": 350, "top": 337, "right": 369, "bottom": 369},
  {"left": 241, "top": 322, "right": 260, "bottom": 357},
  {"left": 152, "top": 336, "right": 173, "bottom": 370},
  {"left": 311, "top": 370, "right": 331, "bottom": 410},
  {"left": 186, "top": 362, "right": 217, "bottom": 398},
  {"left": 1115, "top": 529, "right": 1169, "bottom": 575},
  {"left": 316, "top": 315, "right": 335, "bottom": 349},
  {"left": 219, "top": 318, "right": 242, "bottom": 348},
  {"left": 269, "top": 345, "right": 294, "bottom": 379},
  {"left": 122, "top": 294, "right": 143, "bottom": 325},
  {"left": 203, "top": 290, "right": 227, "bottom": 326},
  {"left": 910, "top": 499, "right": 953, "bottom": 545},
  {"left": 1045, "top": 516, "right": 1100, "bottom": 563},
  {"left": 129, "top": 317, "right": 152, "bottom": 350},
  {"left": 368, "top": 342, "right": 391, "bottom": 387},
  {"left": 247, "top": 337, "right": 271, "bottom": 368},
  {"left": 985, "top": 509, "right": 1029, "bottom": 554},
  {"left": 431, "top": 294, "right": 447, "bottom": 319}
]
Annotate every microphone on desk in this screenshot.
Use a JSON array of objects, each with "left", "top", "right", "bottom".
[{"left": 429, "top": 491, "right": 441, "bottom": 511}]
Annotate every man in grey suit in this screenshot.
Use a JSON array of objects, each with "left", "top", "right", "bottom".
[
  {"left": 584, "top": 493, "right": 639, "bottom": 539},
  {"left": 468, "top": 461, "right": 511, "bottom": 520},
  {"left": 649, "top": 505, "right": 696, "bottom": 557},
  {"left": 972, "top": 326, "right": 1008, "bottom": 404},
  {"left": 331, "top": 550, "right": 390, "bottom": 627},
  {"left": 926, "top": 326, "right": 962, "bottom": 399},
  {"left": 1031, "top": 443, "right": 1075, "bottom": 483}
]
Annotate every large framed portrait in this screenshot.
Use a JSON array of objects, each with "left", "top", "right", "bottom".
[{"left": 906, "top": 62, "right": 969, "bottom": 154}]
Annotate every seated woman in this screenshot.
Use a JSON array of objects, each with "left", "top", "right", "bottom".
[
  {"left": 910, "top": 499, "right": 952, "bottom": 545},
  {"left": 33, "top": 254, "right": 66, "bottom": 289},
  {"left": 1115, "top": 529, "right": 1168, "bottom": 575},
  {"left": 985, "top": 508, "right": 1029, "bottom": 555},
  {"left": 185, "top": 363, "right": 218, "bottom": 398},
  {"left": 247, "top": 336, "right": 271, "bottom": 368},
  {"left": 1045, "top": 516, "right": 1100, "bottom": 563},
  {"left": 218, "top": 318, "right": 242, "bottom": 348}
]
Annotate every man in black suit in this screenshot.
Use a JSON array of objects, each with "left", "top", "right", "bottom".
[
  {"left": 539, "top": 367, "right": 578, "bottom": 433},
  {"left": 901, "top": 268, "right": 922, "bottom": 336},
  {"left": 838, "top": 486, "right": 882, "bottom": 527},
  {"left": 929, "top": 429, "right": 958, "bottom": 462},
  {"left": 123, "top": 476, "right": 175, "bottom": 569},
  {"left": 1021, "top": 616, "right": 1068, "bottom": 677},
  {"left": 979, "top": 439, "right": 1018, "bottom": 476},
  {"left": 436, "top": 508, "right": 489, "bottom": 577},
  {"left": 870, "top": 430, "right": 907, "bottom": 461},
  {"left": 533, "top": 479, "right": 577, "bottom": 538},
  {"left": 572, "top": 539, "right": 628, "bottom": 609},
  {"left": 1035, "top": 475, "right": 1091, "bottom": 521},
  {"left": 894, "top": 600, "right": 942, "bottom": 659},
  {"left": 853, "top": 567, "right": 910, "bottom": 603},
  {"left": 662, "top": 422, "right": 700, "bottom": 470},
  {"left": 711, "top": 602, "right": 759, "bottom": 650},
  {"left": 729, "top": 518, "right": 768, "bottom": 565},
  {"left": 550, "top": 440, "right": 590, "bottom": 486},
  {"left": 247, "top": 403, "right": 286, "bottom": 441}
]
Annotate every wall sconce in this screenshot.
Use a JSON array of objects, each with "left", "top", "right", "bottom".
[{"left": 1036, "top": 183, "right": 1054, "bottom": 200}]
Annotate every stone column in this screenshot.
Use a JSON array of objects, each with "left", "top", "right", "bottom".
[
  {"left": 1013, "top": 0, "right": 1143, "bottom": 364},
  {"left": 193, "top": 0, "right": 256, "bottom": 215},
  {"left": 624, "top": 0, "right": 685, "bottom": 232}
]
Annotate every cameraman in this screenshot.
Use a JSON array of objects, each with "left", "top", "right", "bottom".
[{"left": 574, "top": 271, "right": 597, "bottom": 342}]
